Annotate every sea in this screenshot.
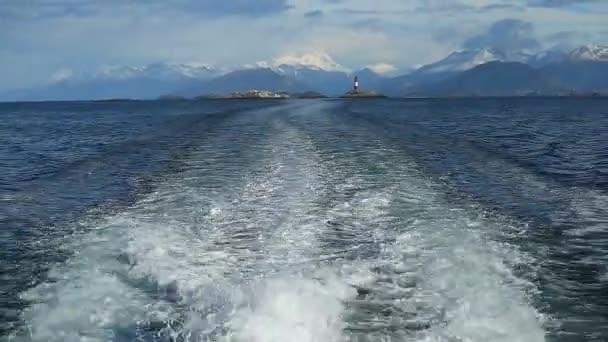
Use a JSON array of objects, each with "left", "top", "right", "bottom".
[{"left": 0, "top": 98, "right": 607, "bottom": 342}]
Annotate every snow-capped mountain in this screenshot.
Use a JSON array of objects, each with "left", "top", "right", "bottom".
[
  {"left": 4, "top": 63, "right": 222, "bottom": 101},
  {"left": 46, "top": 63, "right": 220, "bottom": 85},
  {"left": 412, "top": 45, "right": 608, "bottom": 74},
  {"left": 568, "top": 45, "right": 608, "bottom": 62},
  {"left": 259, "top": 52, "right": 353, "bottom": 95},
  {"left": 81, "top": 63, "right": 219, "bottom": 81},
  {"left": 5, "top": 44, "right": 608, "bottom": 102},
  {"left": 272, "top": 52, "right": 349, "bottom": 73},
  {"left": 406, "top": 44, "right": 608, "bottom": 96},
  {"left": 186, "top": 68, "right": 307, "bottom": 96},
  {"left": 415, "top": 49, "right": 507, "bottom": 74},
  {"left": 413, "top": 48, "right": 537, "bottom": 75},
  {"left": 415, "top": 45, "right": 607, "bottom": 72}
]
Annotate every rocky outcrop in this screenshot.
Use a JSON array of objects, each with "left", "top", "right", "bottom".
[
  {"left": 199, "top": 90, "right": 290, "bottom": 99},
  {"left": 340, "top": 90, "right": 386, "bottom": 98}
]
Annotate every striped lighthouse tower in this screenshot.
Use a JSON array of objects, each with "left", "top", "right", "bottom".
[{"left": 353, "top": 76, "right": 359, "bottom": 93}]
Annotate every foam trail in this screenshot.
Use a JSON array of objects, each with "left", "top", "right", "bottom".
[
  {"left": 331, "top": 155, "right": 546, "bottom": 341},
  {"left": 11, "top": 102, "right": 547, "bottom": 342}
]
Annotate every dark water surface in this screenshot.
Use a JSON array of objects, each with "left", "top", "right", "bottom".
[{"left": 1, "top": 98, "right": 607, "bottom": 341}]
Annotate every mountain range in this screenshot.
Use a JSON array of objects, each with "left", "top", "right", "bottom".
[{"left": 2, "top": 45, "right": 608, "bottom": 101}]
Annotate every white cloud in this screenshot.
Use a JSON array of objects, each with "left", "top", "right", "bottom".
[
  {"left": 50, "top": 68, "right": 75, "bottom": 82},
  {"left": 366, "top": 63, "right": 398, "bottom": 74}
]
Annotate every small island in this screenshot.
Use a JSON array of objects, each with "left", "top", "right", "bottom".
[
  {"left": 199, "top": 90, "right": 290, "bottom": 99},
  {"left": 340, "top": 76, "right": 386, "bottom": 98},
  {"left": 340, "top": 90, "right": 386, "bottom": 98},
  {"left": 181, "top": 77, "right": 391, "bottom": 100}
]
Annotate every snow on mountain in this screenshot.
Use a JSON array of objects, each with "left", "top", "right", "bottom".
[
  {"left": 57, "top": 63, "right": 219, "bottom": 83},
  {"left": 239, "top": 61, "right": 272, "bottom": 70},
  {"left": 568, "top": 44, "right": 608, "bottom": 62},
  {"left": 506, "top": 51, "right": 533, "bottom": 63},
  {"left": 272, "top": 52, "right": 350, "bottom": 72},
  {"left": 415, "top": 48, "right": 507, "bottom": 74},
  {"left": 413, "top": 45, "right": 608, "bottom": 74},
  {"left": 23, "top": 62, "right": 222, "bottom": 101},
  {"left": 98, "top": 63, "right": 218, "bottom": 80},
  {"left": 161, "top": 63, "right": 218, "bottom": 79}
]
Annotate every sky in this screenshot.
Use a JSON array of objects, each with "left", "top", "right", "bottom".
[{"left": 1, "top": 0, "right": 608, "bottom": 91}]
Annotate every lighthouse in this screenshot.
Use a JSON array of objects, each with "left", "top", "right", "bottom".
[{"left": 341, "top": 74, "right": 385, "bottom": 98}]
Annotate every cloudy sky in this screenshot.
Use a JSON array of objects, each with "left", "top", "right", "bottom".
[{"left": 1, "top": 0, "right": 607, "bottom": 91}]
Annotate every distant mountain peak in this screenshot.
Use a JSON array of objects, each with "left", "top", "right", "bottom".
[
  {"left": 412, "top": 48, "right": 538, "bottom": 75},
  {"left": 104, "top": 63, "right": 216, "bottom": 80},
  {"left": 416, "top": 48, "right": 506, "bottom": 74},
  {"left": 272, "top": 52, "right": 349, "bottom": 72},
  {"left": 569, "top": 44, "right": 608, "bottom": 62},
  {"left": 412, "top": 60, "right": 563, "bottom": 97},
  {"left": 55, "top": 63, "right": 219, "bottom": 83}
]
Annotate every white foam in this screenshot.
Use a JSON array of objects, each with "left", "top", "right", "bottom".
[
  {"left": 13, "top": 102, "right": 547, "bottom": 342},
  {"left": 365, "top": 160, "right": 547, "bottom": 342},
  {"left": 565, "top": 190, "right": 608, "bottom": 237},
  {"left": 16, "top": 216, "right": 176, "bottom": 342},
  {"left": 224, "top": 272, "right": 355, "bottom": 342}
]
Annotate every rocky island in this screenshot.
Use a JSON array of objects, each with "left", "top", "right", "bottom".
[
  {"left": 340, "top": 76, "right": 386, "bottom": 98},
  {"left": 200, "top": 90, "right": 290, "bottom": 99},
  {"left": 340, "top": 90, "right": 386, "bottom": 98}
]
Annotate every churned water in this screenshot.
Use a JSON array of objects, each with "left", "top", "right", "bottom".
[{"left": 1, "top": 98, "right": 607, "bottom": 341}]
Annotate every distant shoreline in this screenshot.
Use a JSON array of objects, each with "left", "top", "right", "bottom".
[{"left": 2, "top": 94, "right": 608, "bottom": 105}]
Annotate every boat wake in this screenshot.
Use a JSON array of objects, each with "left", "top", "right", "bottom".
[{"left": 11, "top": 102, "right": 546, "bottom": 342}]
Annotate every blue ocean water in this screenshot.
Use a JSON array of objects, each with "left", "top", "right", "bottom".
[{"left": 0, "top": 98, "right": 607, "bottom": 341}]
